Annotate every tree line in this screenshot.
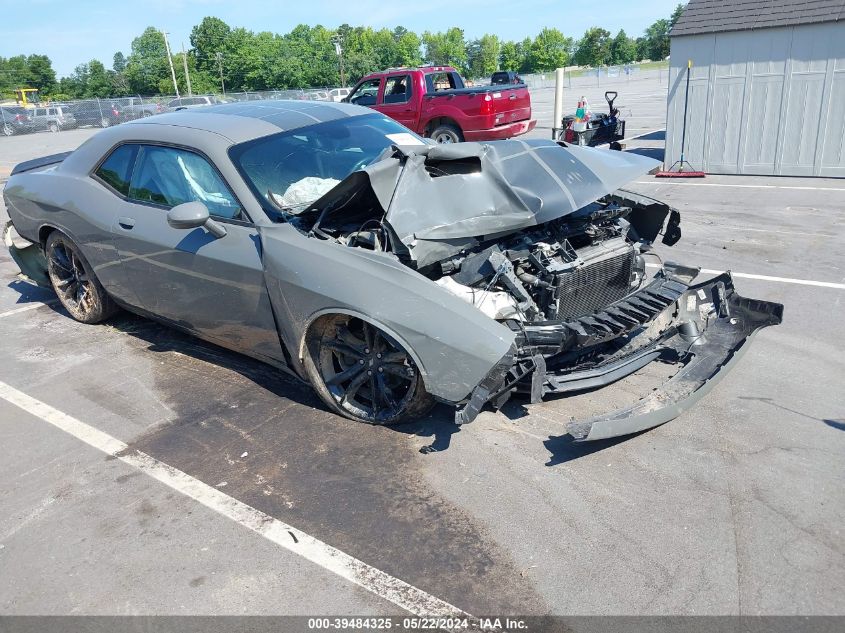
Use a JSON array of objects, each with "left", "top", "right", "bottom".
[{"left": 0, "top": 5, "right": 685, "bottom": 100}]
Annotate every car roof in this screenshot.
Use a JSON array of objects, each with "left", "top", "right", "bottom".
[{"left": 125, "top": 99, "right": 368, "bottom": 143}]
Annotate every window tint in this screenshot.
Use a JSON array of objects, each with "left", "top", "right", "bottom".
[
  {"left": 129, "top": 145, "right": 241, "bottom": 219},
  {"left": 95, "top": 144, "right": 138, "bottom": 196},
  {"left": 383, "top": 75, "right": 411, "bottom": 104},
  {"left": 348, "top": 78, "right": 381, "bottom": 106}
]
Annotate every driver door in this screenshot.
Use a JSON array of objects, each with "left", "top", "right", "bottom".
[
  {"left": 377, "top": 73, "right": 417, "bottom": 130},
  {"left": 110, "top": 143, "right": 283, "bottom": 362},
  {"left": 347, "top": 77, "right": 382, "bottom": 108}
]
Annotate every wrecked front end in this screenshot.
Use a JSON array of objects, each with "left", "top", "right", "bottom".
[
  {"left": 457, "top": 262, "right": 783, "bottom": 440},
  {"left": 424, "top": 185, "right": 784, "bottom": 440},
  {"left": 287, "top": 139, "right": 783, "bottom": 440}
]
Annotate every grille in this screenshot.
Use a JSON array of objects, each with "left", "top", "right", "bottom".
[{"left": 555, "top": 243, "right": 635, "bottom": 320}]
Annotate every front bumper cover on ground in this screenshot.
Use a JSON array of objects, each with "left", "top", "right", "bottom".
[{"left": 455, "top": 266, "right": 784, "bottom": 441}]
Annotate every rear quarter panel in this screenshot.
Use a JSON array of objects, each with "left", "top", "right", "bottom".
[{"left": 4, "top": 169, "right": 124, "bottom": 288}]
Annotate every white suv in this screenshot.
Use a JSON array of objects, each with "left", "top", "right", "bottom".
[
  {"left": 167, "top": 96, "right": 221, "bottom": 110},
  {"left": 329, "top": 88, "right": 351, "bottom": 102}
]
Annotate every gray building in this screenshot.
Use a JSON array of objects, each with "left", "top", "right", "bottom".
[{"left": 666, "top": 0, "right": 845, "bottom": 177}]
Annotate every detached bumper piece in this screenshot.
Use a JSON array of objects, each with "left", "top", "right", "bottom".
[
  {"left": 454, "top": 265, "right": 783, "bottom": 440},
  {"left": 3, "top": 220, "right": 50, "bottom": 288}
]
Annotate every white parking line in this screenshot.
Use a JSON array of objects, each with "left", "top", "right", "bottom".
[
  {"left": 634, "top": 180, "right": 845, "bottom": 192},
  {"left": 0, "top": 380, "right": 472, "bottom": 621},
  {"left": 646, "top": 263, "right": 845, "bottom": 289},
  {"left": 0, "top": 300, "right": 58, "bottom": 319}
]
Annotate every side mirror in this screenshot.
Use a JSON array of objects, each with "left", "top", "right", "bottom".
[{"left": 167, "top": 201, "right": 227, "bottom": 238}]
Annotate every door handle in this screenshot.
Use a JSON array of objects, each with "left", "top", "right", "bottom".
[
  {"left": 118, "top": 216, "right": 135, "bottom": 229},
  {"left": 509, "top": 93, "right": 517, "bottom": 100}
]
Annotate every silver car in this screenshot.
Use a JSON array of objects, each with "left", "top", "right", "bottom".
[
  {"left": 31, "top": 105, "right": 78, "bottom": 132},
  {"left": 2, "top": 101, "right": 782, "bottom": 440}
]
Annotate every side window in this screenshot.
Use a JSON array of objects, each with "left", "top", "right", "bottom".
[
  {"left": 348, "top": 78, "right": 381, "bottom": 106},
  {"left": 383, "top": 75, "right": 412, "bottom": 104},
  {"left": 35, "top": 108, "right": 46, "bottom": 117},
  {"left": 425, "top": 72, "right": 461, "bottom": 93},
  {"left": 94, "top": 144, "right": 138, "bottom": 196},
  {"left": 129, "top": 145, "right": 242, "bottom": 219}
]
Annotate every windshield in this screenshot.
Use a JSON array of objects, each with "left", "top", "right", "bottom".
[{"left": 230, "top": 113, "right": 426, "bottom": 219}]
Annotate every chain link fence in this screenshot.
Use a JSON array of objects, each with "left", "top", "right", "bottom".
[
  {"left": 0, "top": 87, "right": 347, "bottom": 138},
  {"left": 1, "top": 63, "right": 667, "bottom": 140}
]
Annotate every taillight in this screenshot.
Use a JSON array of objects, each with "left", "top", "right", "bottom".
[
  {"left": 15, "top": 114, "right": 23, "bottom": 121},
  {"left": 112, "top": 108, "right": 119, "bottom": 116},
  {"left": 480, "top": 93, "right": 494, "bottom": 117}
]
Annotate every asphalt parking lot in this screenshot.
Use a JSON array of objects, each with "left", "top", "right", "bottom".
[{"left": 0, "top": 73, "right": 843, "bottom": 622}]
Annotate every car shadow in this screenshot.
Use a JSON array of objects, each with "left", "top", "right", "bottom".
[
  {"left": 15, "top": 284, "right": 631, "bottom": 460},
  {"left": 633, "top": 130, "right": 666, "bottom": 141},
  {"left": 5, "top": 279, "right": 54, "bottom": 305},
  {"left": 626, "top": 147, "right": 665, "bottom": 161},
  {"left": 543, "top": 431, "right": 641, "bottom": 466},
  {"left": 94, "top": 311, "right": 470, "bottom": 451},
  {"left": 823, "top": 419, "right": 845, "bottom": 431}
]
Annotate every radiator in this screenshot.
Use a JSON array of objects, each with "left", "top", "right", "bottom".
[{"left": 555, "top": 239, "right": 635, "bottom": 320}]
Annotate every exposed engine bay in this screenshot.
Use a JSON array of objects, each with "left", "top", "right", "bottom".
[{"left": 280, "top": 140, "right": 782, "bottom": 438}]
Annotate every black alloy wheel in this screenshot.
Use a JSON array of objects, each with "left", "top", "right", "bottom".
[
  {"left": 45, "top": 231, "right": 118, "bottom": 324},
  {"left": 305, "top": 316, "right": 434, "bottom": 425}
]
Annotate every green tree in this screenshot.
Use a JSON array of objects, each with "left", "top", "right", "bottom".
[
  {"left": 609, "top": 30, "right": 636, "bottom": 65},
  {"left": 190, "top": 16, "right": 232, "bottom": 74},
  {"left": 392, "top": 26, "right": 423, "bottom": 68},
  {"left": 112, "top": 52, "right": 127, "bottom": 73},
  {"left": 670, "top": 3, "right": 687, "bottom": 28},
  {"left": 26, "top": 55, "right": 56, "bottom": 93},
  {"left": 422, "top": 27, "right": 467, "bottom": 72},
  {"left": 574, "top": 27, "right": 612, "bottom": 67},
  {"left": 467, "top": 34, "right": 500, "bottom": 79},
  {"left": 526, "top": 28, "right": 571, "bottom": 72},
  {"left": 642, "top": 19, "right": 670, "bottom": 61},
  {"left": 125, "top": 27, "right": 170, "bottom": 94},
  {"left": 499, "top": 41, "right": 524, "bottom": 72},
  {"left": 85, "top": 59, "right": 113, "bottom": 97}
]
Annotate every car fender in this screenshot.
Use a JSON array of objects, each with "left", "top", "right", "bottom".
[{"left": 259, "top": 224, "right": 515, "bottom": 403}]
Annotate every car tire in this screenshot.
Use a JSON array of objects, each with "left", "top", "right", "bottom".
[
  {"left": 45, "top": 231, "right": 119, "bottom": 324},
  {"left": 430, "top": 123, "right": 463, "bottom": 144},
  {"left": 48, "top": 121, "right": 59, "bottom": 133},
  {"left": 100, "top": 117, "right": 111, "bottom": 128},
  {"left": 1, "top": 123, "right": 13, "bottom": 137},
  {"left": 303, "top": 315, "right": 435, "bottom": 425}
]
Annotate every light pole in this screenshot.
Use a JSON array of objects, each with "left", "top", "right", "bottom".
[
  {"left": 332, "top": 34, "right": 346, "bottom": 87},
  {"left": 161, "top": 30, "right": 180, "bottom": 98},
  {"left": 181, "top": 42, "right": 193, "bottom": 97},
  {"left": 216, "top": 52, "right": 226, "bottom": 95}
]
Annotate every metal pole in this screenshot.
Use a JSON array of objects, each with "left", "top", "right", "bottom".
[
  {"left": 679, "top": 60, "right": 692, "bottom": 167},
  {"left": 216, "top": 52, "right": 226, "bottom": 95},
  {"left": 552, "top": 67, "right": 565, "bottom": 140},
  {"left": 333, "top": 35, "right": 346, "bottom": 87},
  {"left": 161, "top": 30, "right": 180, "bottom": 98},
  {"left": 181, "top": 43, "right": 192, "bottom": 97}
]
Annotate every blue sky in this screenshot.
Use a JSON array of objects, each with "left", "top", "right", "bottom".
[{"left": 2, "top": 0, "right": 680, "bottom": 77}]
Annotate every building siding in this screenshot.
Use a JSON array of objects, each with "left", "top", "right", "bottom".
[{"left": 666, "top": 21, "right": 845, "bottom": 176}]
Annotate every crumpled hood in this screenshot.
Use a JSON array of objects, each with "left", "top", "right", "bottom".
[{"left": 313, "top": 139, "right": 659, "bottom": 268}]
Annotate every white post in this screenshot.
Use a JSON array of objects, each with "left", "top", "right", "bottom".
[
  {"left": 552, "top": 67, "right": 565, "bottom": 140},
  {"left": 161, "top": 30, "right": 180, "bottom": 99}
]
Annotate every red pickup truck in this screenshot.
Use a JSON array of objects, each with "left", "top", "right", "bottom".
[{"left": 345, "top": 66, "right": 537, "bottom": 143}]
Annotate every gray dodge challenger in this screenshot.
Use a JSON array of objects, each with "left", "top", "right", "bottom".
[{"left": 2, "top": 101, "right": 783, "bottom": 440}]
